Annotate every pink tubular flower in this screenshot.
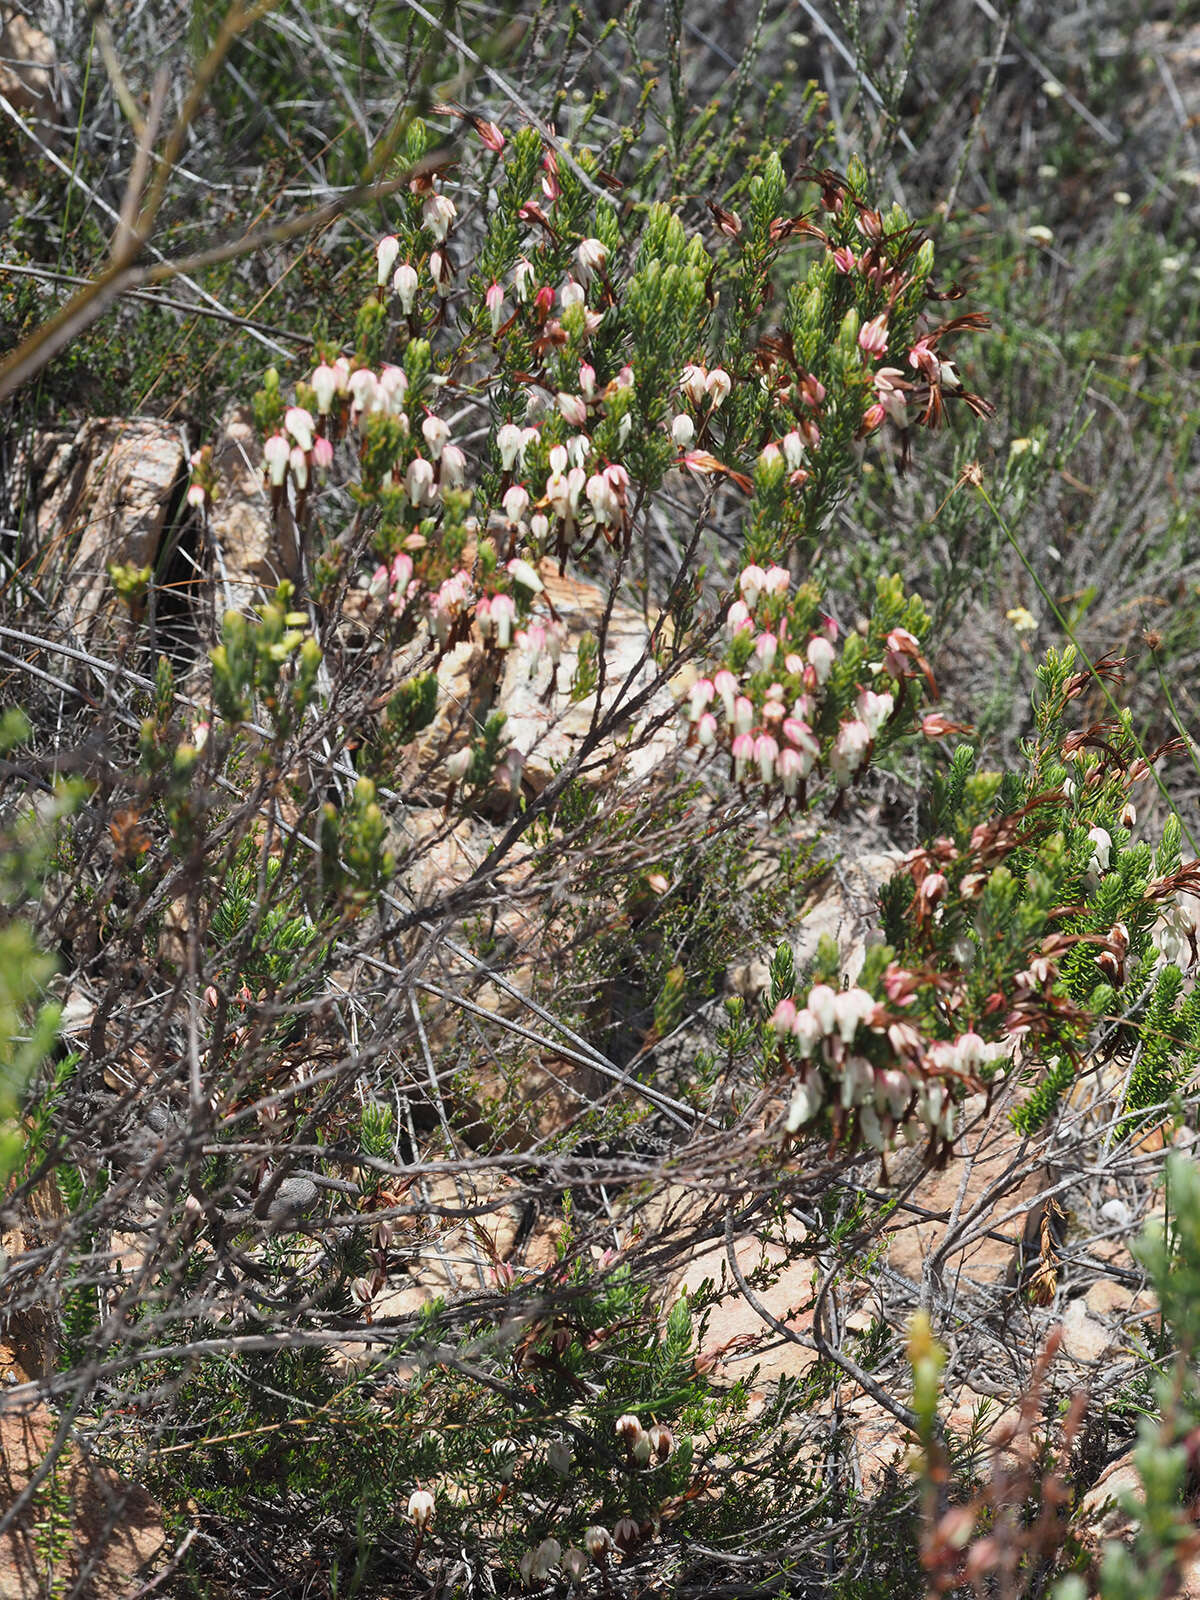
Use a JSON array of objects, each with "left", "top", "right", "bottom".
[
  {"left": 781, "top": 719, "right": 819, "bottom": 772},
  {"left": 755, "top": 632, "right": 778, "bottom": 669},
  {"left": 755, "top": 732, "right": 779, "bottom": 782},
  {"left": 778, "top": 746, "right": 804, "bottom": 796},
  {"left": 696, "top": 711, "right": 718, "bottom": 747},
  {"left": 490, "top": 593, "right": 516, "bottom": 648},
  {"left": 713, "top": 669, "right": 737, "bottom": 721},
  {"left": 731, "top": 731, "right": 755, "bottom": 780},
  {"left": 918, "top": 871, "right": 948, "bottom": 905},
  {"left": 807, "top": 635, "right": 836, "bottom": 685},
  {"left": 831, "top": 719, "right": 871, "bottom": 784},
  {"left": 831, "top": 245, "right": 857, "bottom": 274},
  {"left": 688, "top": 678, "right": 715, "bottom": 721},
  {"left": 557, "top": 391, "right": 588, "bottom": 427},
  {"left": 764, "top": 564, "right": 790, "bottom": 595},
  {"left": 726, "top": 600, "right": 753, "bottom": 635},
  {"left": 858, "top": 314, "right": 889, "bottom": 357},
  {"left": 288, "top": 446, "right": 308, "bottom": 489},
  {"left": 739, "top": 564, "right": 767, "bottom": 606},
  {"left": 733, "top": 695, "right": 755, "bottom": 735},
  {"left": 485, "top": 281, "right": 505, "bottom": 334},
  {"left": 771, "top": 998, "right": 797, "bottom": 1034},
  {"left": 312, "top": 435, "right": 334, "bottom": 473}
]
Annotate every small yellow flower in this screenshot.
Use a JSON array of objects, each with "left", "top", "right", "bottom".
[{"left": 1006, "top": 606, "right": 1037, "bottom": 634}]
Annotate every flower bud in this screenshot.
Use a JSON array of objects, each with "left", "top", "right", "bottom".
[{"left": 375, "top": 234, "right": 400, "bottom": 285}]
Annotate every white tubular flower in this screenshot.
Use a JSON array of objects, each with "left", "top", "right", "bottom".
[
  {"left": 508, "top": 557, "right": 542, "bottom": 594},
  {"left": 288, "top": 446, "right": 308, "bottom": 490},
  {"left": 559, "top": 277, "right": 585, "bottom": 310},
  {"left": 806, "top": 984, "right": 837, "bottom": 1036},
  {"left": 503, "top": 485, "right": 530, "bottom": 523},
  {"left": 311, "top": 364, "right": 338, "bottom": 415},
  {"left": 786, "top": 1073, "right": 824, "bottom": 1130},
  {"left": 563, "top": 1547, "right": 589, "bottom": 1581},
  {"left": 284, "top": 406, "right": 314, "bottom": 453},
  {"left": 421, "top": 414, "right": 450, "bottom": 461},
  {"left": 263, "top": 433, "right": 290, "bottom": 487},
  {"left": 671, "top": 412, "right": 695, "bottom": 449},
  {"left": 445, "top": 747, "right": 472, "bottom": 783},
  {"left": 439, "top": 444, "right": 466, "bottom": 488},
  {"left": 739, "top": 564, "right": 767, "bottom": 607},
  {"left": 429, "top": 250, "right": 451, "bottom": 293},
  {"left": 705, "top": 366, "right": 732, "bottom": 406},
  {"left": 547, "top": 1438, "right": 572, "bottom": 1477},
  {"left": 679, "top": 363, "right": 708, "bottom": 405},
  {"left": 407, "top": 1488, "right": 435, "bottom": 1529},
  {"left": 513, "top": 256, "right": 536, "bottom": 301},
  {"left": 584, "top": 1526, "right": 612, "bottom": 1560},
  {"left": 393, "top": 261, "right": 419, "bottom": 313},
  {"left": 406, "top": 456, "right": 435, "bottom": 506},
  {"left": 856, "top": 688, "right": 894, "bottom": 738},
  {"left": 782, "top": 430, "right": 806, "bottom": 470},
  {"left": 347, "top": 367, "right": 377, "bottom": 417},
  {"left": 575, "top": 236, "right": 607, "bottom": 281},
  {"left": 497, "top": 423, "right": 523, "bottom": 472},
  {"left": 423, "top": 192, "right": 456, "bottom": 241},
  {"left": 378, "top": 364, "right": 408, "bottom": 410},
  {"left": 807, "top": 635, "right": 836, "bottom": 685},
  {"left": 376, "top": 233, "right": 400, "bottom": 285},
  {"left": 830, "top": 719, "right": 871, "bottom": 784},
  {"left": 832, "top": 987, "right": 875, "bottom": 1044},
  {"left": 1088, "top": 825, "right": 1112, "bottom": 873},
  {"left": 791, "top": 1009, "right": 822, "bottom": 1060},
  {"left": 840, "top": 1054, "right": 874, "bottom": 1109}
]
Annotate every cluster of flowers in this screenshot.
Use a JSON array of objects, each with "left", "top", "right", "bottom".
[
  {"left": 684, "top": 562, "right": 935, "bottom": 799},
  {"left": 771, "top": 975, "right": 1014, "bottom": 1148},
  {"left": 801, "top": 174, "right": 996, "bottom": 448}
]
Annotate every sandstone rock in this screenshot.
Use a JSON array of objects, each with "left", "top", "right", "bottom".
[
  {"left": 495, "top": 563, "right": 676, "bottom": 793},
  {"left": 27, "top": 420, "right": 185, "bottom": 647},
  {"left": 0, "top": 1404, "right": 165, "bottom": 1599},
  {"left": 1059, "top": 1296, "right": 1114, "bottom": 1363},
  {"left": 0, "top": 14, "right": 59, "bottom": 134},
  {"left": 886, "top": 1104, "right": 1047, "bottom": 1294}
]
